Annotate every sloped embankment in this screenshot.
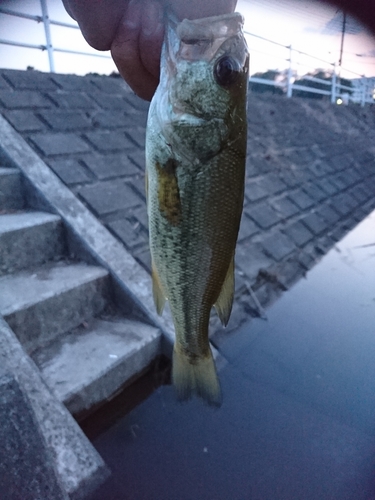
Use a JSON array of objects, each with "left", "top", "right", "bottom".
[
  {"left": 226, "top": 94, "right": 375, "bottom": 338},
  {"left": 0, "top": 69, "right": 374, "bottom": 339}
]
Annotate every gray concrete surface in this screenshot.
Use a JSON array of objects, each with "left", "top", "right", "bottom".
[
  {"left": 0, "top": 369, "right": 68, "bottom": 500},
  {"left": 0, "top": 211, "right": 66, "bottom": 275},
  {"left": 0, "top": 115, "right": 172, "bottom": 497},
  {"left": 87, "top": 209, "right": 375, "bottom": 500},
  {"left": 1, "top": 68, "right": 374, "bottom": 341},
  {"left": 0, "top": 113, "right": 176, "bottom": 351},
  {"left": 0, "top": 121, "right": 175, "bottom": 422},
  {"left": 0, "top": 167, "right": 24, "bottom": 210},
  {"left": 0, "top": 317, "right": 109, "bottom": 499},
  {"left": 33, "top": 318, "right": 161, "bottom": 414},
  {"left": 0, "top": 262, "right": 110, "bottom": 352},
  {"left": 0, "top": 69, "right": 375, "bottom": 494}
]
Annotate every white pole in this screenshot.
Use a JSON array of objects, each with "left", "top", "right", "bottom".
[
  {"left": 287, "top": 45, "right": 293, "bottom": 98},
  {"left": 361, "top": 77, "right": 366, "bottom": 107},
  {"left": 331, "top": 63, "right": 336, "bottom": 104},
  {"left": 40, "top": 0, "right": 55, "bottom": 72}
]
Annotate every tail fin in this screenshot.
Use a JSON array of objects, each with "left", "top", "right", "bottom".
[{"left": 172, "top": 347, "right": 222, "bottom": 407}]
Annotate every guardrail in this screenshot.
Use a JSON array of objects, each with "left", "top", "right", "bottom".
[
  {"left": 245, "top": 31, "right": 374, "bottom": 106},
  {"left": 0, "top": 0, "right": 111, "bottom": 73},
  {"left": 0, "top": 1, "right": 374, "bottom": 106}
]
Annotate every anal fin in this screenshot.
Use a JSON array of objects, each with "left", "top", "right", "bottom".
[
  {"left": 152, "top": 261, "right": 166, "bottom": 316},
  {"left": 214, "top": 256, "right": 234, "bottom": 327}
]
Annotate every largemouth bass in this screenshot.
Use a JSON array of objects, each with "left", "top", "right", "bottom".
[{"left": 146, "top": 12, "right": 249, "bottom": 406}]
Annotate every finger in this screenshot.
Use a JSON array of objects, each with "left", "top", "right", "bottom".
[
  {"left": 166, "top": 0, "right": 237, "bottom": 20},
  {"left": 140, "top": 0, "right": 164, "bottom": 80},
  {"left": 61, "top": 0, "right": 75, "bottom": 21},
  {"left": 63, "top": 0, "right": 127, "bottom": 50},
  {"left": 111, "top": 0, "right": 159, "bottom": 100}
]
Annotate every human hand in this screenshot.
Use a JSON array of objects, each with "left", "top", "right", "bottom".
[
  {"left": 62, "top": 0, "right": 375, "bottom": 101},
  {"left": 62, "top": 0, "right": 237, "bottom": 101}
]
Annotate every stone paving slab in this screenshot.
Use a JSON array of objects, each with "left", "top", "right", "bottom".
[
  {"left": 288, "top": 189, "right": 315, "bottom": 209},
  {"left": 47, "top": 157, "right": 93, "bottom": 184},
  {"left": 1, "top": 68, "right": 375, "bottom": 338},
  {"left": 47, "top": 91, "right": 95, "bottom": 109},
  {"left": 0, "top": 90, "right": 53, "bottom": 108},
  {"left": 262, "top": 231, "right": 296, "bottom": 261},
  {"left": 79, "top": 179, "right": 143, "bottom": 216},
  {"left": 3, "top": 109, "right": 45, "bottom": 132},
  {"left": 248, "top": 202, "right": 281, "bottom": 229},
  {"left": 31, "top": 131, "right": 91, "bottom": 156},
  {"left": 39, "top": 109, "right": 92, "bottom": 130},
  {"left": 284, "top": 220, "right": 314, "bottom": 246},
  {"left": 270, "top": 195, "right": 299, "bottom": 218},
  {"left": 0, "top": 74, "right": 10, "bottom": 89}
]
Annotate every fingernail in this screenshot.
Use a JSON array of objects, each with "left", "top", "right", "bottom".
[
  {"left": 142, "top": 1, "right": 163, "bottom": 37},
  {"left": 124, "top": 0, "right": 141, "bottom": 30}
]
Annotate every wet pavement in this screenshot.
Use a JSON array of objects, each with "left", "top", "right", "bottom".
[{"left": 86, "top": 210, "right": 375, "bottom": 500}]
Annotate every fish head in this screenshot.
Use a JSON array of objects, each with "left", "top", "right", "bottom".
[{"left": 155, "top": 12, "right": 249, "bottom": 162}]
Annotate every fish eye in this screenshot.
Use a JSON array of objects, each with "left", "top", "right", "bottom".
[{"left": 214, "top": 56, "right": 241, "bottom": 86}]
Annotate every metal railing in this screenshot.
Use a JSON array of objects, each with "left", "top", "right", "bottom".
[
  {"left": 0, "top": 0, "right": 111, "bottom": 72},
  {"left": 245, "top": 30, "right": 374, "bottom": 106},
  {"left": 0, "top": 1, "right": 374, "bottom": 106}
]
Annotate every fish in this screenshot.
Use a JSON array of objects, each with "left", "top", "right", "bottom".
[{"left": 145, "top": 12, "right": 249, "bottom": 406}]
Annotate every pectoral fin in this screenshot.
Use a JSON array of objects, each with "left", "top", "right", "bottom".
[
  {"left": 152, "top": 261, "right": 166, "bottom": 316},
  {"left": 156, "top": 160, "right": 182, "bottom": 226},
  {"left": 214, "top": 256, "right": 234, "bottom": 327}
]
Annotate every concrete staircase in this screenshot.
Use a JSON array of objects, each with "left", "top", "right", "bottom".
[{"left": 0, "top": 166, "right": 161, "bottom": 417}]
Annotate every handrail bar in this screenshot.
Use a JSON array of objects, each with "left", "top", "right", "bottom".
[
  {"left": 0, "top": 38, "right": 46, "bottom": 51},
  {"left": 0, "top": 7, "right": 41, "bottom": 22},
  {"left": 0, "top": 2, "right": 373, "bottom": 105}
]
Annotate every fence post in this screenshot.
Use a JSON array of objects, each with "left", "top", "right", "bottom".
[
  {"left": 361, "top": 76, "right": 366, "bottom": 107},
  {"left": 286, "top": 45, "right": 293, "bottom": 98},
  {"left": 40, "top": 0, "right": 55, "bottom": 72},
  {"left": 331, "top": 63, "right": 336, "bottom": 104}
]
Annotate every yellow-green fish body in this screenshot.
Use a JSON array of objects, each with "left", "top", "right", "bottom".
[{"left": 146, "top": 12, "right": 249, "bottom": 406}]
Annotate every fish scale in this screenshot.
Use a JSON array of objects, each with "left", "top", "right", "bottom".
[{"left": 146, "top": 12, "right": 249, "bottom": 406}]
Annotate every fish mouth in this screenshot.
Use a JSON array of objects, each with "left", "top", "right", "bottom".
[{"left": 171, "top": 13, "right": 244, "bottom": 63}]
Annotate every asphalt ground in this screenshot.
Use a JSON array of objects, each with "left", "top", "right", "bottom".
[{"left": 85, "top": 211, "right": 375, "bottom": 500}]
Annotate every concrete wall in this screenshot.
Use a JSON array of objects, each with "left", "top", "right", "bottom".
[{"left": 0, "top": 68, "right": 374, "bottom": 339}]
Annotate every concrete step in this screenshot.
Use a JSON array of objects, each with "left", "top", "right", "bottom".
[
  {"left": 0, "top": 211, "right": 66, "bottom": 276},
  {"left": 0, "top": 316, "right": 109, "bottom": 498},
  {"left": 32, "top": 318, "right": 161, "bottom": 415},
  {"left": 0, "top": 167, "right": 24, "bottom": 211},
  {"left": 0, "top": 262, "right": 110, "bottom": 353},
  {"left": 0, "top": 369, "right": 69, "bottom": 500}
]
